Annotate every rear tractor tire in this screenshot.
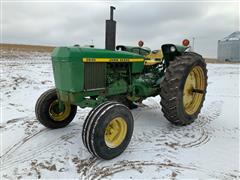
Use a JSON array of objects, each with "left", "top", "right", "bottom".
[
  {"left": 35, "top": 88, "right": 77, "bottom": 129},
  {"left": 160, "top": 52, "right": 208, "bottom": 126},
  {"left": 82, "top": 101, "right": 134, "bottom": 160}
]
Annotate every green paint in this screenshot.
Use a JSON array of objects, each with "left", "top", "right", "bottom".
[
  {"left": 51, "top": 44, "right": 186, "bottom": 108},
  {"left": 52, "top": 61, "right": 84, "bottom": 92},
  {"left": 175, "top": 45, "right": 188, "bottom": 53},
  {"left": 107, "top": 79, "right": 128, "bottom": 96},
  {"left": 131, "top": 62, "right": 144, "bottom": 73},
  {"left": 132, "top": 76, "right": 157, "bottom": 97},
  {"left": 117, "top": 45, "right": 151, "bottom": 56},
  {"left": 58, "top": 89, "right": 106, "bottom": 108}
]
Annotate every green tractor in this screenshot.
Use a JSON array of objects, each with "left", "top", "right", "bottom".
[{"left": 35, "top": 7, "right": 207, "bottom": 160}]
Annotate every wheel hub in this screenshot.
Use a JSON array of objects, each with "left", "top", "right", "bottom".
[
  {"left": 183, "top": 66, "right": 205, "bottom": 115},
  {"left": 104, "top": 117, "right": 127, "bottom": 148},
  {"left": 49, "top": 100, "right": 71, "bottom": 121}
]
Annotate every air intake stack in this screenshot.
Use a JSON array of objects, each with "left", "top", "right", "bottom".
[{"left": 105, "top": 6, "right": 116, "bottom": 51}]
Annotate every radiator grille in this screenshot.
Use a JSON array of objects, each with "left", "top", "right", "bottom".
[{"left": 84, "top": 63, "right": 106, "bottom": 90}]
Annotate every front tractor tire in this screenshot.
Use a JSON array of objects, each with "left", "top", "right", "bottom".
[
  {"left": 82, "top": 102, "right": 134, "bottom": 160},
  {"left": 35, "top": 89, "right": 77, "bottom": 129},
  {"left": 160, "top": 52, "right": 208, "bottom": 126}
]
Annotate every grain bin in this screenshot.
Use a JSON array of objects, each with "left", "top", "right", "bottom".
[{"left": 218, "top": 31, "right": 240, "bottom": 61}]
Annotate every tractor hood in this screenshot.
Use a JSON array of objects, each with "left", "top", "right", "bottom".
[
  {"left": 51, "top": 46, "right": 144, "bottom": 61},
  {"left": 51, "top": 46, "right": 144, "bottom": 93}
]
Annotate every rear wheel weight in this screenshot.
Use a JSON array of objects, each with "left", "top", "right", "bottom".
[
  {"left": 160, "top": 52, "right": 208, "bottom": 126},
  {"left": 82, "top": 102, "right": 134, "bottom": 160}
]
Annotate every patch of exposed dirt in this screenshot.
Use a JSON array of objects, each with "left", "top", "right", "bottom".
[
  {"left": 89, "top": 159, "right": 194, "bottom": 180},
  {"left": 0, "top": 43, "right": 54, "bottom": 53},
  {"left": 71, "top": 156, "right": 98, "bottom": 176}
]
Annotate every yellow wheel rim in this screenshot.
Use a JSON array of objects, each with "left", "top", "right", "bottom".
[
  {"left": 48, "top": 100, "right": 71, "bottom": 121},
  {"left": 104, "top": 117, "right": 127, "bottom": 148},
  {"left": 183, "top": 66, "right": 205, "bottom": 115}
]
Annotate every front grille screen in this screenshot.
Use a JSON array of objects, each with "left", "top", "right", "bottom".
[{"left": 84, "top": 63, "right": 106, "bottom": 90}]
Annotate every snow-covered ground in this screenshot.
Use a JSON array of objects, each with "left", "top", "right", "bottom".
[{"left": 0, "top": 50, "right": 239, "bottom": 179}]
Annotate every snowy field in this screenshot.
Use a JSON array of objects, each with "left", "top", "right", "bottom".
[{"left": 0, "top": 50, "right": 239, "bottom": 179}]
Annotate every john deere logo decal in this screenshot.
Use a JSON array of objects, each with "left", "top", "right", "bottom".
[{"left": 83, "top": 58, "right": 144, "bottom": 62}]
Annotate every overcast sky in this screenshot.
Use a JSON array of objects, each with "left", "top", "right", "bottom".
[{"left": 2, "top": 1, "right": 239, "bottom": 58}]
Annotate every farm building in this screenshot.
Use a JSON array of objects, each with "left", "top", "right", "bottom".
[{"left": 217, "top": 31, "right": 240, "bottom": 61}]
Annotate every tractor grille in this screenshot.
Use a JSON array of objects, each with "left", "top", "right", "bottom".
[{"left": 84, "top": 63, "right": 106, "bottom": 90}]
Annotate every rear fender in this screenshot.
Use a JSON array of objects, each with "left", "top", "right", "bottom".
[{"left": 161, "top": 44, "right": 188, "bottom": 66}]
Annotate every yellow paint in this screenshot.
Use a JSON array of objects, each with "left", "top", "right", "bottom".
[
  {"left": 145, "top": 49, "right": 163, "bottom": 60},
  {"left": 104, "top": 117, "right": 127, "bottom": 148},
  {"left": 144, "top": 49, "right": 163, "bottom": 66},
  {"left": 83, "top": 58, "right": 144, "bottom": 63},
  {"left": 183, "top": 66, "right": 205, "bottom": 115},
  {"left": 48, "top": 100, "right": 71, "bottom": 121},
  {"left": 144, "top": 60, "right": 161, "bottom": 66}
]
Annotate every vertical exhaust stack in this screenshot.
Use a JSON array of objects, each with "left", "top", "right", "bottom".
[{"left": 105, "top": 6, "right": 116, "bottom": 51}]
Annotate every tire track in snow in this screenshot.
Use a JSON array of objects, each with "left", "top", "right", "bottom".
[
  {"left": 130, "top": 100, "right": 223, "bottom": 152},
  {"left": 85, "top": 99, "right": 235, "bottom": 180},
  {"left": 86, "top": 160, "right": 196, "bottom": 180},
  {"left": 1, "top": 130, "right": 82, "bottom": 170},
  {"left": 0, "top": 97, "right": 224, "bottom": 177},
  {"left": 0, "top": 117, "right": 84, "bottom": 171}
]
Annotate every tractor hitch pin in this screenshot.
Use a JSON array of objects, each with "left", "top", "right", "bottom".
[{"left": 192, "top": 89, "right": 204, "bottom": 94}]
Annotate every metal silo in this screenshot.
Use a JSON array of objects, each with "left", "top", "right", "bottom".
[{"left": 218, "top": 31, "right": 240, "bottom": 62}]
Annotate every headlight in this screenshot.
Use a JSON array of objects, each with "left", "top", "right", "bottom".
[{"left": 170, "top": 46, "right": 176, "bottom": 52}]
